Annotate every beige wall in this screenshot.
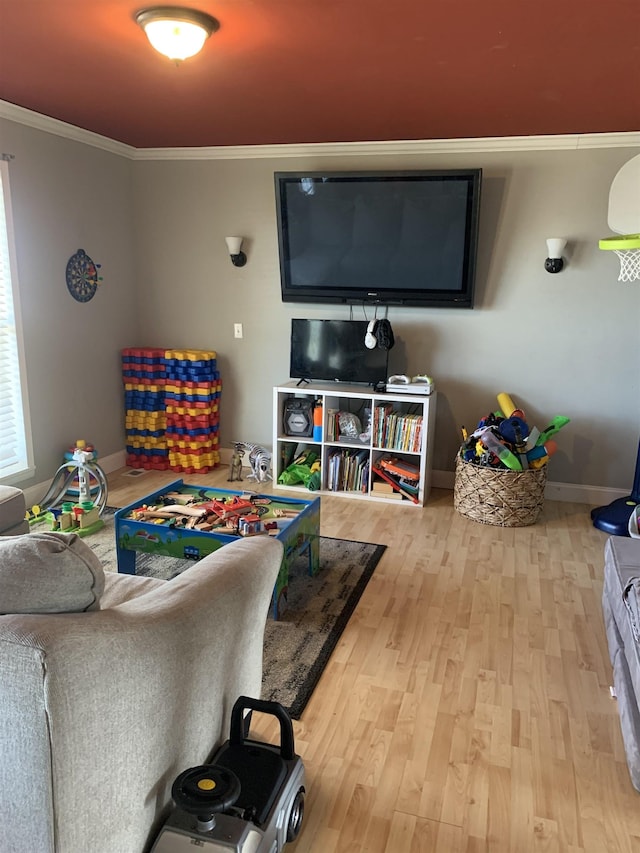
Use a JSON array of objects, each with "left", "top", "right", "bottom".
[
  {"left": 0, "top": 119, "right": 138, "bottom": 491},
  {"left": 133, "top": 147, "right": 640, "bottom": 493},
  {"left": 2, "top": 111, "right": 639, "bottom": 496}
]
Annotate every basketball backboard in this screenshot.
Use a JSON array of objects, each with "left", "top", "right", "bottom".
[{"left": 607, "top": 152, "right": 640, "bottom": 234}]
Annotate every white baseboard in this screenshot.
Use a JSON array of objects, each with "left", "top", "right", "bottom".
[
  {"left": 200, "top": 453, "right": 630, "bottom": 505},
  {"left": 100, "top": 449, "right": 128, "bottom": 473},
  {"left": 543, "top": 481, "right": 629, "bottom": 506},
  {"left": 431, "top": 467, "right": 628, "bottom": 506},
  {"left": 430, "top": 469, "right": 456, "bottom": 491},
  {"left": 22, "top": 450, "right": 127, "bottom": 510},
  {"left": 23, "top": 451, "right": 627, "bottom": 510},
  {"left": 219, "top": 447, "right": 233, "bottom": 465}
]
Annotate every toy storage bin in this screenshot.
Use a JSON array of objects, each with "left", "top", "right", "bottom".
[{"left": 453, "top": 456, "right": 547, "bottom": 527}]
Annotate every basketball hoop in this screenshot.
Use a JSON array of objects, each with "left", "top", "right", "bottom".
[{"left": 599, "top": 233, "right": 640, "bottom": 282}]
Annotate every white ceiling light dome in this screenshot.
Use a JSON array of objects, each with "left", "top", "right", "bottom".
[{"left": 135, "top": 7, "right": 219, "bottom": 61}]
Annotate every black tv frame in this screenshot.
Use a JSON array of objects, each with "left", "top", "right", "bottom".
[
  {"left": 289, "top": 319, "right": 389, "bottom": 386},
  {"left": 275, "top": 169, "right": 482, "bottom": 308}
]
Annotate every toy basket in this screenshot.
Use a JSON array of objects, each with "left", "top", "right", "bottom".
[{"left": 454, "top": 456, "right": 547, "bottom": 527}]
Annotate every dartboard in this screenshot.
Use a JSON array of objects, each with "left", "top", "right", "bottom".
[{"left": 66, "top": 249, "right": 101, "bottom": 302}]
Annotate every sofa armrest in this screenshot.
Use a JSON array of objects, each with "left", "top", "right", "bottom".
[{"left": 0, "top": 535, "right": 283, "bottom": 853}]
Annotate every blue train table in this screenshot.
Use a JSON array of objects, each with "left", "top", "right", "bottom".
[{"left": 114, "top": 479, "right": 320, "bottom": 619}]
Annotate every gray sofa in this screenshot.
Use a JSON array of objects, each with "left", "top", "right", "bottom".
[
  {"left": 0, "top": 531, "right": 283, "bottom": 853},
  {"left": 0, "top": 485, "right": 29, "bottom": 535},
  {"left": 602, "top": 535, "right": 640, "bottom": 792}
]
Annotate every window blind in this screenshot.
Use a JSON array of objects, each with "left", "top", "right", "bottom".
[{"left": 0, "top": 160, "right": 33, "bottom": 482}]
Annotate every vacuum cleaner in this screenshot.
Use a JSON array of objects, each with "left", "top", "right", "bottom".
[
  {"left": 150, "top": 696, "right": 305, "bottom": 852},
  {"left": 591, "top": 438, "right": 640, "bottom": 536}
]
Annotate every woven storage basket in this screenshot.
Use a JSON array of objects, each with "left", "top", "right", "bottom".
[{"left": 454, "top": 455, "right": 547, "bottom": 527}]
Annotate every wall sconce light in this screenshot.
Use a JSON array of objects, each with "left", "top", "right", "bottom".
[
  {"left": 225, "top": 236, "right": 247, "bottom": 267},
  {"left": 135, "top": 7, "right": 219, "bottom": 61},
  {"left": 545, "top": 238, "right": 567, "bottom": 274}
]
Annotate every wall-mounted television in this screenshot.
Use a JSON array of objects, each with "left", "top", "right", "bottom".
[
  {"left": 290, "top": 319, "right": 388, "bottom": 385},
  {"left": 275, "top": 169, "right": 482, "bottom": 308}
]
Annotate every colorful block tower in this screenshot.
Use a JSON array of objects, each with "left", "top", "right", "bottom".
[
  {"left": 163, "top": 349, "right": 221, "bottom": 473},
  {"left": 122, "top": 347, "right": 221, "bottom": 472},
  {"left": 123, "top": 348, "right": 169, "bottom": 470}
]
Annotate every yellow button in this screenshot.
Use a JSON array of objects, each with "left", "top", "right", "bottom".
[{"left": 197, "top": 778, "right": 216, "bottom": 791}]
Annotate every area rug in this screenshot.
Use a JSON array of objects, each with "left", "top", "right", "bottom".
[{"left": 35, "top": 510, "right": 385, "bottom": 719}]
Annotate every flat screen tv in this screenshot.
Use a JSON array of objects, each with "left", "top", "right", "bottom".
[
  {"left": 290, "top": 319, "right": 388, "bottom": 385},
  {"left": 275, "top": 169, "right": 482, "bottom": 308}
]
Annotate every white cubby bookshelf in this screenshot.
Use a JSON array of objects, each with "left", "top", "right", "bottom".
[{"left": 272, "top": 382, "right": 437, "bottom": 506}]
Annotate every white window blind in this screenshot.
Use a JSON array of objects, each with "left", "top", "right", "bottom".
[{"left": 0, "top": 160, "right": 33, "bottom": 482}]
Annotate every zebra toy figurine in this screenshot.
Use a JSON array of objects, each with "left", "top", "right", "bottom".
[{"left": 233, "top": 442, "right": 273, "bottom": 483}]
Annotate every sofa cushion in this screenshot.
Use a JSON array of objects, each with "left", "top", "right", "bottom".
[
  {"left": 0, "top": 531, "right": 105, "bottom": 614},
  {"left": 101, "top": 571, "right": 166, "bottom": 607},
  {"left": 0, "top": 485, "right": 27, "bottom": 533}
]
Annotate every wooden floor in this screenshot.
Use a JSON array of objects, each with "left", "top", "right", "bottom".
[{"left": 108, "top": 467, "right": 639, "bottom": 852}]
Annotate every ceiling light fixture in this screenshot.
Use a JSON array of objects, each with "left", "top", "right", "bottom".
[{"left": 135, "top": 7, "right": 219, "bottom": 61}]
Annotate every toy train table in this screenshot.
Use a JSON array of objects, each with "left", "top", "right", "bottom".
[{"left": 114, "top": 479, "right": 320, "bottom": 619}]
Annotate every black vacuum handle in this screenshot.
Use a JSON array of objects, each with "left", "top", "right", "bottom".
[{"left": 230, "top": 695, "right": 295, "bottom": 761}]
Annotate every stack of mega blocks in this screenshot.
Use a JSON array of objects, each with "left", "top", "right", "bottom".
[
  {"left": 123, "top": 348, "right": 169, "bottom": 470},
  {"left": 164, "top": 349, "right": 221, "bottom": 473},
  {"left": 122, "top": 348, "right": 221, "bottom": 473}
]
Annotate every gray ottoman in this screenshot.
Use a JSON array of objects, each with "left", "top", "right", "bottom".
[
  {"left": 602, "top": 535, "right": 640, "bottom": 791},
  {"left": 0, "top": 485, "right": 29, "bottom": 536}
]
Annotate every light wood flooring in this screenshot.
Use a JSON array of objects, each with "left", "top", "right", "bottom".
[{"left": 107, "top": 466, "right": 638, "bottom": 852}]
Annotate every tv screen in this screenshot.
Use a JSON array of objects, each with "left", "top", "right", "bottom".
[
  {"left": 290, "top": 319, "right": 388, "bottom": 385},
  {"left": 275, "top": 169, "right": 482, "bottom": 308}
]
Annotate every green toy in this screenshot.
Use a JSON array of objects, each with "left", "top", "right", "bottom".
[
  {"left": 535, "top": 416, "right": 570, "bottom": 446},
  {"left": 480, "top": 428, "right": 522, "bottom": 471},
  {"left": 278, "top": 450, "right": 319, "bottom": 487}
]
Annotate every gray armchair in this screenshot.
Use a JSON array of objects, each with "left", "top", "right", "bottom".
[{"left": 0, "top": 531, "right": 282, "bottom": 853}]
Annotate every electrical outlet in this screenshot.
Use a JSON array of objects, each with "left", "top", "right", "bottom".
[{"left": 234, "top": 323, "right": 243, "bottom": 339}]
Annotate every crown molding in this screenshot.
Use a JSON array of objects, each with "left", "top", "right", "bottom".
[
  {"left": 2, "top": 100, "right": 639, "bottom": 161},
  {"left": 134, "top": 132, "right": 640, "bottom": 161},
  {"left": 0, "top": 101, "right": 136, "bottom": 158}
]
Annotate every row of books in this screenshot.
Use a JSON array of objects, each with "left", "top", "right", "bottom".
[
  {"left": 325, "top": 409, "right": 342, "bottom": 443},
  {"left": 326, "top": 448, "right": 369, "bottom": 493},
  {"left": 323, "top": 449, "right": 421, "bottom": 502},
  {"left": 372, "top": 462, "right": 420, "bottom": 504},
  {"left": 371, "top": 480, "right": 405, "bottom": 500},
  {"left": 324, "top": 406, "right": 424, "bottom": 451},
  {"left": 372, "top": 406, "right": 423, "bottom": 452}
]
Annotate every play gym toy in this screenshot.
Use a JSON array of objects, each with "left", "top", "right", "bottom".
[{"left": 26, "top": 440, "right": 109, "bottom": 536}]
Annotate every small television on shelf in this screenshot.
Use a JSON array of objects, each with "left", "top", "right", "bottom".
[
  {"left": 275, "top": 169, "right": 482, "bottom": 308},
  {"left": 290, "top": 319, "right": 388, "bottom": 385}
]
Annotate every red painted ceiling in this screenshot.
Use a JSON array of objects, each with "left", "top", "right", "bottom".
[{"left": 0, "top": 0, "right": 639, "bottom": 149}]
